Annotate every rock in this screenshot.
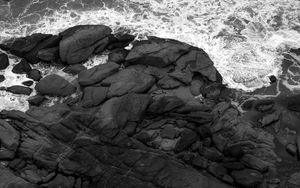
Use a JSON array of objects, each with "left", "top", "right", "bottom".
[
  {"left": 212, "top": 133, "right": 228, "bottom": 152},
  {"left": 160, "top": 139, "right": 178, "bottom": 151},
  {"left": 241, "top": 154, "right": 270, "bottom": 172},
  {"left": 207, "top": 162, "right": 232, "bottom": 183},
  {"left": 148, "top": 96, "right": 185, "bottom": 114},
  {"left": 0, "top": 53, "right": 9, "bottom": 70},
  {"left": 21, "top": 169, "right": 42, "bottom": 184},
  {"left": 22, "top": 80, "right": 34, "bottom": 86},
  {"left": 161, "top": 125, "right": 178, "bottom": 139},
  {"left": 224, "top": 144, "right": 244, "bottom": 158},
  {"left": 27, "top": 69, "right": 42, "bottom": 81},
  {"left": 0, "top": 75, "right": 5, "bottom": 82},
  {"left": 6, "top": 85, "right": 32, "bottom": 95},
  {"left": 286, "top": 143, "right": 297, "bottom": 156},
  {"left": 157, "top": 76, "right": 182, "bottom": 89},
  {"left": 27, "top": 95, "right": 46, "bottom": 106},
  {"left": 12, "top": 59, "right": 31, "bottom": 74},
  {"left": 169, "top": 69, "right": 193, "bottom": 85},
  {"left": 1, "top": 34, "right": 60, "bottom": 64},
  {"left": 108, "top": 48, "right": 129, "bottom": 64},
  {"left": 201, "top": 83, "right": 226, "bottom": 100},
  {"left": 102, "top": 68, "right": 155, "bottom": 97},
  {"left": 269, "top": 75, "right": 277, "bottom": 84},
  {"left": 190, "top": 78, "right": 204, "bottom": 96},
  {"left": 296, "top": 136, "right": 300, "bottom": 158},
  {"left": 255, "top": 100, "right": 274, "bottom": 112},
  {"left": 0, "top": 120, "right": 19, "bottom": 151},
  {"left": 35, "top": 74, "right": 76, "bottom": 96},
  {"left": 258, "top": 111, "right": 280, "bottom": 127},
  {"left": 242, "top": 100, "right": 255, "bottom": 110},
  {"left": 231, "top": 169, "right": 263, "bottom": 188},
  {"left": 81, "top": 86, "right": 108, "bottom": 107},
  {"left": 63, "top": 64, "right": 87, "bottom": 75},
  {"left": 175, "top": 49, "right": 222, "bottom": 82},
  {"left": 0, "top": 164, "right": 37, "bottom": 188},
  {"left": 174, "top": 129, "right": 198, "bottom": 153},
  {"left": 46, "top": 174, "right": 75, "bottom": 188},
  {"left": 199, "top": 146, "right": 224, "bottom": 162},
  {"left": 106, "top": 33, "right": 135, "bottom": 50},
  {"left": 126, "top": 37, "right": 191, "bottom": 67},
  {"left": 192, "top": 155, "right": 209, "bottom": 169},
  {"left": 286, "top": 94, "right": 300, "bottom": 112},
  {"left": 222, "top": 162, "right": 245, "bottom": 171},
  {"left": 59, "top": 25, "right": 112, "bottom": 64},
  {"left": 288, "top": 171, "right": 300, "bottom": 186},
  {"left": 124, "top": 122, "right": 137, "bottom": 136},
  {"left": 0, "top": 147, "right": 15, "bottom": 160},
  {"left": 78, "top": 62, "right": 119, "bottom": 86},
  {"left": 37, "top": 47, "right": 59, "bottom": 62},
  {"left": 197, "top": 126, "right": 212, "bottom": 139}
]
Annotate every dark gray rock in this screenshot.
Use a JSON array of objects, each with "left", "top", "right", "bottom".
[
  {"left": 174, "top": 129, "right": 198, "bottom": 153},
  {"left": 102, "top": 68, "right": 155, "bottom": 97},
  {"left": 192, "top": 155, "right": 208, "bottom": 169},
  {"left": 63, "top": 64, "right": 87, "bottom": 75},
  {"left": 37, "top": 47, "right": 59, "bottom": 62},
  {"left": 81, "top": 86, "right": 108, "bottom": 107},
  {"left": 0, "top": 53, "right": 9, "bottom": 70},
  {"left": 108, "top": 48, "right": 129, "bottom": 64},
  {"left": 22, "top": 80, "right": 34, "bottom": 86},
  {"left": 27, "top": 69, "right": 42, "bottom": 81},
  {"left": 27, "top": 95, "right": 46, "bottom": 106},
  {"left": 0, "top": 75, "right": 5, "bottom": 83},
  {"left": 35, "top": 74, "right": 76, "bottom": 96},
  {"left": 78, "top": 62, "right": 119, "bottom": 86},
  {"left": 0, "top": 120, "right": 20, "bottom": 151},
  {"left": 199, "top": 146, "right": 224, "bottom": 162},
  {"left": 148, "top": 96, "right": 185, "bottom": 114},
  {"left": 241, "top": 154, "right": 270, "bottom": 172},
  {"left": 59, "top": 25, "right": 111, "bottom": 64},
  {"left": 12, "top": 59, "right": 31, "bottom": 74},
  {"left": 231, "top": 169, "right": 263, "bottom": 188},
  {"left": 6, "top": 85, "right": 32, "bottom": 95}
]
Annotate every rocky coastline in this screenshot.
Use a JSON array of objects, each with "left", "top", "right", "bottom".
[{"left": 0, "top": 24, "right": 299, "bottom": 188}]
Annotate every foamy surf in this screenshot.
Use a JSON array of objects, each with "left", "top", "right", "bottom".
[{"left": 0, "top": 0, "right": 300, "bottom": 111}]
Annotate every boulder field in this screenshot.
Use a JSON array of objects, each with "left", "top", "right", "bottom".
[{"left": 0, "top": 24, "right": 298, "bottom": 188}]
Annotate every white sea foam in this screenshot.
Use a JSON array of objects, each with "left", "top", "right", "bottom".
[{"left": 0, "top": 0, "right": 300, "bottom": 111}]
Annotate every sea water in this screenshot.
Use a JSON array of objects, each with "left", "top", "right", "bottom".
[{"left": 0, "top": 0, "right": 300, "bottom": 111}]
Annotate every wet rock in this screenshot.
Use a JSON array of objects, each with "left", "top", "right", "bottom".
[
  {"left": 148, "top": 96, "right": 185, "bottom": 114},
  {"left": 126, "top": 37, "right": 191, "bottom": 67},
  {"left": 108, "top": 48, "right": 130, "bottom": 64},
  {"left": 224, "top": 144, "right": 244, "bottom": 158},
  {"left": 6, "top": 85, "right": 32, "bottom": 95},
  {"left": 35, "top": 74, "right": 76, "bottom": 96},
  {"left": 255, "top": 100, "right": 274, "bottom": 112},
  {"left": 169, "top": 69, "right": 193, "bottom": 85},
  {"left": 199, "top": 146, "right": 224, "bottom": 162},
  {"left": 81, "top": 86, "right": 108, "bottom": 107},
  {"left": 0, "top": 52, "right": 9, "bottom": 70},
  {"left": 22, "top": 80, "right": 34, "bottom": 86},
  {"left": 212, "top": 133, "right": 228, "bottom": 152},
  {"left": 12, "top": 59, "right": 31, "bottom": 74},
  {"left": 241, "top": 154, "right": 270, "bottom": 172},
  {"left": 161, "top": 125, "right": 178, "bottom": 139},
  {"left": 0, "top": 120, "right": 19, "bottom": 151},
  {"left": 78, "top": 62, "right": 119, "bottom": 86},
  {"left": 269, "top": 75, "right": 277, "bottom": 84},
  {"left": 107, "top": 33, "right": 135, "bottom": 50},
  {"left": 27, "top": 95, "right": 46, "bottom": 106},
  {"left": 242, "top": 100, "right": 255, "bottom": 111},
  {"left": 37, "top": 47, "right": 59, "bottom": 62},
  {"left": 174, "top": 129, "right": 198, "bottom": 153},
  {"left": 175, "top": 49, "right": 222, "bottom": 82},
  {"left": 286, "top": 94, "right": 300, "bottom": 112},
  {"left": 59, "top": 25, "right": 111, "bottom": 64},
  {"left": 207, "top": 162, "right": 233, "bottom": 184},
  {"left": 102, "top": 68, "right": 155, "bottom": 97},
  {"left": 0, "top": 75, "right": 5, "bottom": 82},
  {"left": 63, "top": 64, "right": 87, "bottom": 75},
  {"left": 27, "top": 69, "right": 42, "bottom": 81},
  {"left": 201, "top": 83, "right": 226, "bottom": 100},
  {"left": 231, "top": 169, "right": 263, "bottom": 188},
  {"left": 286, "top": 143, "right": 297, "bottom": 156},
  {"left": 192, "top": 155, "right": 208, "bottom": 169},
  {"left": 197, "top": 126, "right": 212, "bottom": 139}
]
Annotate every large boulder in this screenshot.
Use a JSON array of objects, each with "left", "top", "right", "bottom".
[
  {"left": 102, "top": 68, "right": 155, "bottom": 97},
  {"left": 81, "top": 86, "right": 108, "bottom": 107},
  {"left": 125, "top": 37, "right": 191, "bottom": 67},
  {"left": 35, "top": 74, "right": 76, "bottom": 96},
  {"left": 0, "top": 34, "right": 61, "bottom": 64},
  {"left": 0, "top": 52, "right": 9, "bottom": 70},
  {"left": 59, "top": 25, "right": 112, "bottom": 64},
  {"left": 78, "top": 62, "right": 119, "bottom": 86}
]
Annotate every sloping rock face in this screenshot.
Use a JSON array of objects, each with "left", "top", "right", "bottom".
[
  {"left": 0, "top": 25, "right": 278, "bottom": 188},
  {"left": 59, "top": 25, "right": 112, "bottom": 64}
]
